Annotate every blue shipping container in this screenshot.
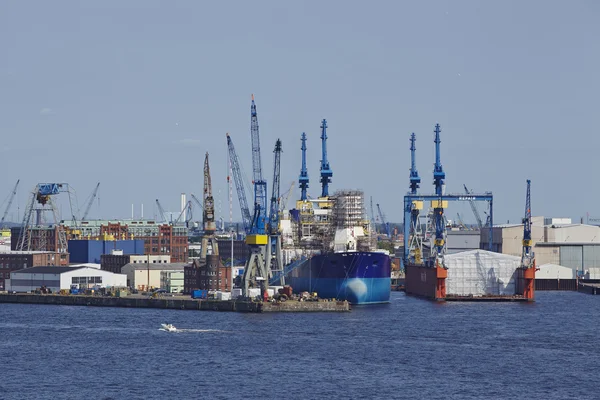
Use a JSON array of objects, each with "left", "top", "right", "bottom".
[{"left": 191, "top": 290, "right": 208, "bottom": 299}]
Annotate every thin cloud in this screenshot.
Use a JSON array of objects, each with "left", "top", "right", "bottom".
[{"left": 40, "top": 108, "right": 53, "bottom": 115}]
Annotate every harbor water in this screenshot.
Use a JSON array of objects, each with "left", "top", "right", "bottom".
[{"left": 0, "top": 291, "right": 598, "bottom": 399}]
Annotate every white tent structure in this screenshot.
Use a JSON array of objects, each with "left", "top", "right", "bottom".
[{"left": 445, "top": 250, "right": 521, "bottom": 296}]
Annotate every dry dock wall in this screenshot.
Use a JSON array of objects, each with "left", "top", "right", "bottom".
[{"left": 0, "top": 294, "right": 350, "bottom": 312}]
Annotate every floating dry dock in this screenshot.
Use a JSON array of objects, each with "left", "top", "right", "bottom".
[
  {"left": 404, "top": 250, "right": 536, "bottom": 302},
  {"left": 0, "top": 293, "right": 351, "bottom": 313}
]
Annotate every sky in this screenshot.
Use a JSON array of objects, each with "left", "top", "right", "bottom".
[{"left": 0, "top": 0, "right": 598, "bottom": 225}]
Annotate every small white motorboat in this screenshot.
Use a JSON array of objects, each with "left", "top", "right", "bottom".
[{"left": 160, "top": 323, "right": 177, "bottom": 332}]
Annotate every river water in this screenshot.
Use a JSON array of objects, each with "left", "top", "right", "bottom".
[{"left": 0, "top": 291, "right": 598, "bottom": 399}]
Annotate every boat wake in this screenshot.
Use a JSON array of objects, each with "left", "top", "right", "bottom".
[{"left": 158, "top": 324, "right": 228, "bottom": 333}]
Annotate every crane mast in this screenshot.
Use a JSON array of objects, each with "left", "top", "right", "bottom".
[
  {"left": 226, "top": 133, "right": 252, "bottom": 233},
  {"left": 319, "top": 119, "right": 333, "bottom": 198},
  {"left": 250, "top": 95, "right": 268, "bottom": 234},
  {"left": 521, "top": 179, "right": 533, "bottom": 268},
  {"left": 268, "top": 140, "right": 282, "bottom": 235},
  {"left": 201, "top": 152, "right": 219, "bottom": 261},
  {"left": 267, "top": 139, "right": 284, "bottom": 284},
  {"left": 299, "top": 132, "right": 309, "bottom": 201},
  {"left": 432, "top": 123, "right": 447, "bottom": 262},
  {"left": 409, "top": 133, "right": 420, "bottom": 194}
]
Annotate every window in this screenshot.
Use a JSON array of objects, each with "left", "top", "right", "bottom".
[
  {"left": 72, "top": 277, "right": 77, "bottom": 284},
  {"left": 219, "top": 271, "right": 222, "bottom": 276}
]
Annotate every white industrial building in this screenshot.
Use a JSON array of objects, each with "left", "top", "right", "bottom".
[
  {"left": 481, "top": 217, "right": 600, "bottom": 277},
  {"left": 445, "top": 250, "right": 520, "bottom": 296},
  {"left": 536, "top": 264, "right": 577, "bottom": 280},
  {"left": 121, "top": 262, "right": 187, "bottom": 291},
  {"left": 9, "top": 266, "right": 126, "bottom": 293}
]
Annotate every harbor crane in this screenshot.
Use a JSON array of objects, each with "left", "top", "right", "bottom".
[
  {"left": 81, "top": 182, "right": 100, "bottom": 222},
  {"left": 17, "top": 183, "right": 71, "bottom": 253},
  {"left": 0, "top": 179, "right": 20, "bottom": 229},
  {"left": 517, "top": 179, "right": 536, "bottom": 300},
  {"left": 226, "top": 95, "right": 270, "bottom": 297},
  {"left": 200, "top": 152, "right": 219, "bottom": 261}
]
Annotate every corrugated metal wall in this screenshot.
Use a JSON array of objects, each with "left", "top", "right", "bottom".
[
  {"left": 559, "top": 246, "right": 583, "bottom": 270},
  {"left": 583, "top": 245, "right": 600, "bottom": 269}
]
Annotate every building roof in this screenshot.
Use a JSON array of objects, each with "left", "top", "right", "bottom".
[
  {"left": 537, "top": 242, "right": 600, "bottom": 247},
  {"left": 0, "top": 251, "right": 58, "bottom": 255},
  {"left": 12, "top": 266, "right": 85, "bottom": 274},
  {"left": 121, "top": 262, "right": 189, "bottom": 271}
]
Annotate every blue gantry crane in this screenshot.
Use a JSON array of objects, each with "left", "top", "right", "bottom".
[
  {"left": 432, "top": 123, "right": 447, "bottom": 262},
  {"left": 319, "top": 119, "right": 333, "bottom": 198},
  {"left": 240, "top": 95, "right": 270, "bottom": 297},
  {"left": 299, "top": 132, "right": 309, "bottom": 201}
]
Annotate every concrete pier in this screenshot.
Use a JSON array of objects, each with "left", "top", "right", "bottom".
[{"left": 0, "top": 293, "right": 350, "bottom": 313}]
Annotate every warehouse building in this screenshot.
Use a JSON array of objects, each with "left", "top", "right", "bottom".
[
  {"left": 121, "top": 262, "right": 187, "bottom": 291},
  {"left": 68, "top": 239, "right": 145, "bottom": 263},
  {"left": 101, "top": 254, "right": 171, "bottom": 274},
  {"left": 481, "top": 217, "right": 600, "bottom": 276},
  {"left": 0, "top": 251, "right": 70, "bottom": 291},
  {"left": 184, "top": 255, "right": 233, "bottom": 294},
  {"left": 8, "top": 266, "right": 126, "bottom": 293},
  {"left": 60, "top": 220, "right": 189, "bottom": 262}
]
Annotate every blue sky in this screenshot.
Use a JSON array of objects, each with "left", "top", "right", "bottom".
[{"left": 0, "top": 1, "right": 598, "bottom": 224}]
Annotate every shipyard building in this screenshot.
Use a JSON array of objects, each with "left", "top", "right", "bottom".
[
  {"left": 0, "top": 251, "right": 69, "bottom": 290},
  {"left": 481, "top": 217, "right": 600, "bottom": 277},
  {"left": 120, "top": 262, "right": 187, "bottom": 292},
  {"left": 8, "top": 266, "right": 126, "bottom": 293}
]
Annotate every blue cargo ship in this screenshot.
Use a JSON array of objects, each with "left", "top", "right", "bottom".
[{"left": 285, "top": 251, "right": 391, "bottom": 304}]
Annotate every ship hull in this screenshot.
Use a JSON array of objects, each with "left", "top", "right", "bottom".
[{"left": 285, "top": 251, "right": 391, "bottom": 304}]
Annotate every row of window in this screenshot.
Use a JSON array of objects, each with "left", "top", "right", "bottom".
[
  {"left": 72, "top": 276, "right": 103, "bottom": 284},
  {"left": 0, "top": 263, "right": 27, "bottom": 269}
]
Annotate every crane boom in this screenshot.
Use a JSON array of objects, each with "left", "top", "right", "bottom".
[
  {"left": 377, "top": 203, "right": 391, "bottom": 238},
  {"left": 0, "top": 179, "right": 20, "bottom": 228},
  {"left": 464, "top": 184, "right": 483, "bottom": 229},
  {"left": 81, "top": 182, "right": 100, "bottom": 222},
  {"left": 203, "top": 152, "right": 216, "bottom": 234},
  {"left": 250, "top": 95, "right": 268, "bottom": 234},
  {"left": 521, "top": 179, "right": 533, "bottom": 268},
  {"left": 226, "top": 133, "right": 252, "bottom": 233},
  {"left": 269, "top": 139, "right": 282, "bottom": 234},
  {"left": 155, "top": 199, "right": 168, "bottom": 223}
]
